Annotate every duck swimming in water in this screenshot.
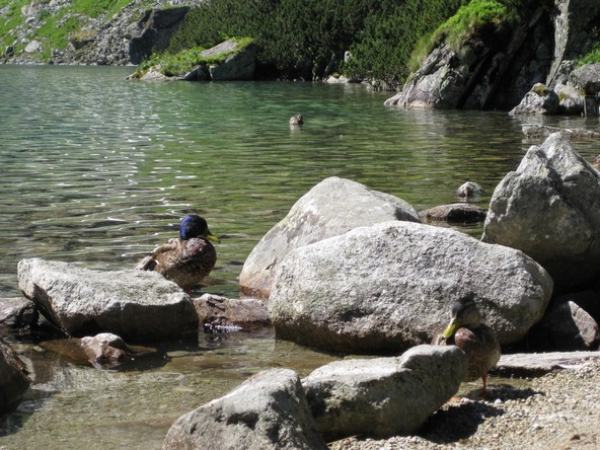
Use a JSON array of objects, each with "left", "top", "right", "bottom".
[
  {"left": 289, "top": 114, "right": 304, "bottom": 126},
  {"left": 136, "top": 215, "right": 219, "bottom": 295},
  {"left": 434, "top": 295, "right": 501, "bottom": 396}
]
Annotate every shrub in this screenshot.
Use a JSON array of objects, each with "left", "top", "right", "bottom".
[
  {"left": 578, "top": 41, "right": 600, "bottom": 66},
  {"left": 346, "top": 0, "right": 467, "bottom": 84}
]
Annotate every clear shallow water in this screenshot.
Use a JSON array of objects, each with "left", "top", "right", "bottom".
[{"left": 1, "top": 65, "right": 600, "bottom": 449}]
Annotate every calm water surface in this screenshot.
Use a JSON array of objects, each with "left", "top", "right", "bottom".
[{"left": 1, "top": 65, "right": 599, "bottom": 449}]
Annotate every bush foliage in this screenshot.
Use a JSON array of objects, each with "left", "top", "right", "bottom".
[{"left": 167, "top": 0, "right": 469, "bottom": 84}]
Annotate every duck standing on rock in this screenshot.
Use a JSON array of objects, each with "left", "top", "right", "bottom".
[
  {"left": 433, "top": 295, "right": 501, "bottom": 396},
  {"left": 136, "top": 215, "right": 219, "bottom": 295}
]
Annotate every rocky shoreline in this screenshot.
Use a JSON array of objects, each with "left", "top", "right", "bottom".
[{"left": 331, "top": 355, "right": 600, "bottom": 449}]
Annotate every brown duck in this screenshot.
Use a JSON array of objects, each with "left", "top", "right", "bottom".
[
  {"left": 434, "top": 296, "right": 501, "bottom": 396},
  {"left": 137, "top": 215, "right": 219, "bottom": 294}
]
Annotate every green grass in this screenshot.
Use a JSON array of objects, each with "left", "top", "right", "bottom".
[
  {"left": 70, "top": 0, "right": 132, "bottom": 19},
  {"left": 434, "top": 0, "right": 510, "bottom": 49},
  {"left": 0, "top": 0, "right": 30, "bottom": 51},
  {"left": 32, "top": 14, "right": 82, "bottom": 60},
  {"left": 578, "top": 41, "right": 600, "bottom": 66},
  {"left": 0, "top": 0, "right": 141, "bottom": 59},
  {"left": 408, "top": 0, "right": 521, "bottom": 72},
  {"left": 134, "top": 37, "right": 255, "bottom": 78}
]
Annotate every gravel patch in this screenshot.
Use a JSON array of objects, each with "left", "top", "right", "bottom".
[{"left": 329, "top": 358, "right": 600, "bottom": 449}]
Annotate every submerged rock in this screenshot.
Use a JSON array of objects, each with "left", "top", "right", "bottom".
[
  {"left": 80, "top": 333, "right": 133, "bottom": 369},
  {"left": 269, "top": 220, "right": 553, "bottom": 354},
  {"left": 163, "top": 368, "right": 327, "bottom": 450},
  {"left": 419, "top": 203, "right": 486, "bottom": 224},
  {"left": 522, "top": 124, "right": 600, "bottom": 141},
  {"left": 0, "top": 338, "right": 30, "bottom": 416},
  {"left": 239, "top": 177, "right": 420, "bottom": 298},
  {"left": 193, "top": 293, "right": 271, "bottom": 331},
  {"left": 302, "top": 345, "right": 467, "bottom": 441}
]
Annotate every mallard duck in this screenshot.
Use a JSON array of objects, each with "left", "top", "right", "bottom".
[
  {"left": 456, "top": 181, "right": 483, "bottom": 201},
  {"left": 289, "top": 114, "right": 304, "bottom": 126},
  {"left": 592, "top": 155, "right": 600, "bottom": 171},
  {"left": 136, "top": 215, "right": 219, "bottom": 294},
  {"left": 433, "top": 296, "right": 501, "bottom": 396}
]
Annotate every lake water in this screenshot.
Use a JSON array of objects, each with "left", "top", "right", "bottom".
[{"left": 1, "top": 65, "right": 599, "bottom": 449}]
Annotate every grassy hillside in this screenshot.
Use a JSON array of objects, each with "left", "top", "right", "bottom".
[{"left": 0, "top": 0, "right": 133, "bottom": 60}]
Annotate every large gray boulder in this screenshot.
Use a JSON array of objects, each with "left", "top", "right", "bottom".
[
  {"left": 482, "top": 132, "right": 600, "bottom": 290},
  {"left": 163, "top": 368, "right": 327, "bottom": 450},
  {"left": 270, "top": 221, "right": 553, "bottom": 353},
  {"left": 570, "top": 63, "right": 600, "bottom": 95},
  {"left": 239, "top": 177, "right": 420, "bottom": 298},
  {"left": 0, "top": 297, "right": 39, "bottom": 328},
  {"left": 509, "top": 83, "right": 560, "bottom": 115},
  {"left": 383, "top": 43, "right": 468, "bottom": 109},
  {"left": 531, "top": 301, "right": 600, "bottom": 351},
  {"left": 206, "top": 40, "right": 258, "bottom": 81},
  {"left": 17, "top": 258, "right": 198, "bottom": 341},
  {"left": 510, "top": 82, "right": 584, "bottom": 116},
  {"left": 302, "top": 345, "right": 466, "bottom": 441}
]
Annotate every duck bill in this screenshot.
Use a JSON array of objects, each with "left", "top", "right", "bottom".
[
  {"left": 442, "top": 318, "right": 458, "bottom": 339},
  {"left": 206, "top": 232, "right": 220, "bottom": 244}
]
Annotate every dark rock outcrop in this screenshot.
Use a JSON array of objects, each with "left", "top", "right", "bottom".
[
  {"left": 129, "top": 7, "right": 190, "bottom": 65},
  {"left": 386, "top": 1, "right": 600, "bottom": 111},
  {"left": 0, "top": 338, "right": 30, "bottom": 416}
]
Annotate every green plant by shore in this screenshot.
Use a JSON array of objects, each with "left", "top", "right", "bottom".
[
  {"left": 133, "top": 37, "right": 254, "bottom": 78},
  {"left": 578, "top": 41, "right": 600, "bottom": 66}
]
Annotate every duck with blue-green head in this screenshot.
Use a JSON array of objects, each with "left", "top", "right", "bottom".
[{"left": 137, "top": 215, "right": 219, "bottom": 295}]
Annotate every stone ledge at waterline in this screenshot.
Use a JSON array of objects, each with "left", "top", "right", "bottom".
[
  {"left": 302, "top": 345, "right": 467, "bottom": 442},
  {"left": 17, "top": 258, "right": 198, "bottom": 341},
  {"left": 482, "top": 132, "right": 600, "bottom": 291},
  {"left": 239, "top": 176, "right": 421, "bottom": 298},
  {"left": 163, "top": 368, "right": 328, "bottom": 450},
  {"left": 131, "top": 39, "right": 259, "bottom": 82},
  {"left": 162, "top": 345, "right": 466, "bottom": 449},
  {"left": 269, "top": 221, "right": 553, "bottom": 354}
]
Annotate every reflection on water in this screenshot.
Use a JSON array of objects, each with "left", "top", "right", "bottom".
[{"left": 1, "top": 65, "right": 600, "bottom": 448}]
